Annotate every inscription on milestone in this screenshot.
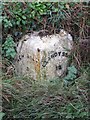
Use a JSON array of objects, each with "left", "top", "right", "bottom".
[{"left": 41, "top": 51, "right": 68, "bottom": 67}]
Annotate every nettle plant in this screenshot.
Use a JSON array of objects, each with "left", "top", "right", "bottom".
[{"left": 2, "top": 35, "right": 16, "bottom": 60}]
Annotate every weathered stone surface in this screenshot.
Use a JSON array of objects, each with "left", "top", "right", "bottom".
[{"left": 15, "top": 29, "right": 73, "bottom": 80}]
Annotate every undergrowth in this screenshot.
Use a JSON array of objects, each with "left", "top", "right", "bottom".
[{"left": 2, "top": 66, "right": 90, "bottom": 120}]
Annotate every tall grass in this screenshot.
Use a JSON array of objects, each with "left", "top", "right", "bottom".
[{"left": 2, "top": 67, "right": 90, "bottom": 119}]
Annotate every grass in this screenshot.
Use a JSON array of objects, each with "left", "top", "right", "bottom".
[{"left": 2, "top": 66, "right": 90, "bottom": 120}]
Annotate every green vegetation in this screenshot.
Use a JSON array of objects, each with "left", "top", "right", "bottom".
[
  {"left": 2, "top": 35, "right": 16, "bottom": 59},
  {"left": 64, "top": 65, "right": 78, "bottom": 81},
  {"left": 0, "top": 112, "right": 5, "bottom": 120},
  {"left": 2, "top": 70, "right": 89, "bottom": 119},
  {"left": 1, "top": 2, "right": 90, "bottom": 120}
]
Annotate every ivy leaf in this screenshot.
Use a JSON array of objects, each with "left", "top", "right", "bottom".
[
  {"left": 16, "top": 21, "right": 20, "bottom": 25},
  {"left": 6, "top": 48, "right": 16, "bottom": 57},
  {"left": 22, "top": 16, "right": 26, "bottom": 20},
  {"left": 10, "top": 52, "right": 16, "bottom": 58},
  {"left": 22, "top": 20, "right": 26, "bottom": 25}
]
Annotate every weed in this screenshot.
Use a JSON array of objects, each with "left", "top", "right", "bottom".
[
  {"left": 2, "top": 35, "right": 16, "bottom": 60},
  {"left": 2, "top": 69, "right": 89, "bottom": 119}
]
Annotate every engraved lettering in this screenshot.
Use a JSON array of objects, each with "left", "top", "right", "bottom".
[
  {"left": 62, "top": 52, "right": 68, "bottom": 57},
  {"left": 19, "top": 55, "right": 22, "bottom": 60},
  {"left": 48, "top": 56, "right": 51, "bottom": 61},
  {"left": 54, "top": 52, "right": 57, "bottom": 57},
  {"left": 58, "top": 51, "right": 61, "bottom": 56},
  {"left": 42, "top": 61, "right": 48, "bottom": 67},
  {"left": 56, "top": 65, "right": 62, "bottom": 70},
  {"left": 42, "top": 51, "right": 68, "bottom": 67},
  {"left": 51, "top": 53, "right": 55, "bottom": 58}
]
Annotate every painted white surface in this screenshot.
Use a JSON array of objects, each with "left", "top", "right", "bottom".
[{"left": 15, "top": 30, "right": 73, "bottom": 80}]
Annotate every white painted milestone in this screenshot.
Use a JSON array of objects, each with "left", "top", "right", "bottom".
[{"left": 15, "top": 29, "right": 73, "bottom": 80}]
